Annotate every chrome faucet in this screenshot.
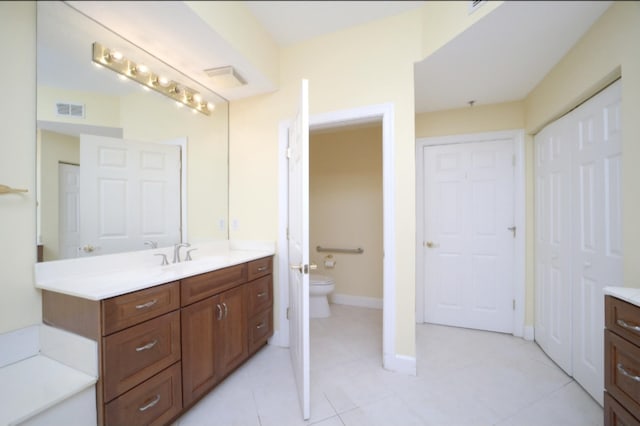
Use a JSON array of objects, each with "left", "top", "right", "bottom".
[
  {"left": 173, "top": 243, "right": 191, "bottom": 263},
  {"left": 144, "top": 240, "right": 158, "bottom": 249}
]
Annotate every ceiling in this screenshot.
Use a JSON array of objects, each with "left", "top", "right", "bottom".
[{"left": 53, "top": 1, "right": 611, "bottom": 113}]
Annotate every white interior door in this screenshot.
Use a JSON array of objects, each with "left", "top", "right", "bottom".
[
  {"left": 534, "top": 117, "right": 573, "bottom": 374},
  {"left": 79, "top": 134, "right": 180, "bottom": 256},
  {"left": 58, "top": 163, "right": 80, "bottom": 259},
  {"left": 287, "top": 79, "right": 310, "bottom": 420},
  {"left": 423, "top": 139, "right": 515, "bottom": 333},
  {"left": 571, "top": 80, "right": 622, "bottom": 405}
]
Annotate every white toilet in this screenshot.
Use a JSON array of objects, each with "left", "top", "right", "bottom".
[{"left": 309, "top": 274, "right": 335, "bottom": 318}]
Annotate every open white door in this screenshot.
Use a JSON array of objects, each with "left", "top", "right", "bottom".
[
  {"left": 287, "top": 79, "right": 310, "bottom": 420},
  {"left": 79, "top": 134, "right": 181, "bottom": 256}
]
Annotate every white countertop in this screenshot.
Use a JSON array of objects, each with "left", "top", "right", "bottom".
[
  {"left": 604, "top": 286, "right": 640, "bottom": 309},
  {"left": 34, "top": 240, "right": 275, "bottom": 301}
]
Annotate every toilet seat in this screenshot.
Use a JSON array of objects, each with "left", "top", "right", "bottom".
[{"left": 310, "top": 274, "right": 334, "bottom": 286}]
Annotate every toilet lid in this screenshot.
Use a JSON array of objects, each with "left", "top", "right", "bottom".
[{"left": 310, "top": 274, "right": 334, "bottom": 286}]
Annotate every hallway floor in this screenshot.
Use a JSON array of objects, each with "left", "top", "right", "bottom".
[{"left": 175, "top": 304, "right": 603, "bottom": 425}]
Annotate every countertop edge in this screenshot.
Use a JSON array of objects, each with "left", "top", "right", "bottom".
[
  {"left": 604, "top": 286, "right": 640, "bottom": 309},
  {"left": 35, "top": 249, "right": 275, "bottom": 301}
]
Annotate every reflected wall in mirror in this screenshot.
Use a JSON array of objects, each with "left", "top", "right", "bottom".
[{"left": 36, "top": 2, "right": 229, "bottom": 262}]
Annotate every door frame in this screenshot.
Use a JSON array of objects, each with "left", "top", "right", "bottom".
[
  {"left": 415, "top": 129, "right": 527, "bottom": 338},
  {"left": 277, "top": 102, "right": 409, "bottom": 373}
]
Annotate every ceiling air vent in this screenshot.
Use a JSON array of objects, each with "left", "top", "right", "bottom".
[
  {"left": 55, "top": 102, "right": 85, "bottom": 118},
  {"left": 468, "top": 0, "right": 487, "bottom": 15},
  {"left": 204, "top": 66, "right": 247, "bottom": 89}
]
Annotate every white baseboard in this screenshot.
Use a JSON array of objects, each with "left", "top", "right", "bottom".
[
  {"left": 383, "top": 353, "right": 416, "bottom": 376},
  {"left": 524, "top": 326, "right": 535, "bottom": 341},
  {"left": 331, "top": 293, "right": 383, "bottom": 310}
]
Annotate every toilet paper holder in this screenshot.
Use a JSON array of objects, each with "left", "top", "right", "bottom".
[{"left": 323, "top": 254, "right": 336, "bottom": 269}]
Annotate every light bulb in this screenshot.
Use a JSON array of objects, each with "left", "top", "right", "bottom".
[
  {"left": 207, "top": 102, "right": 215, "bottom": 111},
  {"left": 193, "top": 93, "right": 202, "bottom": 103}
]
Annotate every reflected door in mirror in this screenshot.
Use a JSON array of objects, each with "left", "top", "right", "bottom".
[{"left": 79, "top": 135, "right": 181, "bottom": 257}]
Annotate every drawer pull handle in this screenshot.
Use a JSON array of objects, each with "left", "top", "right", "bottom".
[
  {"left": 617, "top": 363, "right": 640, "bottom": 383},
  {"left": 138, "top": 394, "right": 161, "bottom": 412},
  {"left": 616, "top": 319, "right": 640, "bottom": 334},
  {"left": 135, "top": 340, "right": 158, "bottom": 352},
  {"left": 135, "top": 299, "right": 158, "bottom": 310},
  {"left": 222, "top": 302, "right": 228, "bottom": 319},
  {"left": 256, "top": 321, "right": 266, "bottom": 329},
  {"left": 257, "top": 266, "right": 268, "bottom": 272},
  {"left": 257, "top": 292, "right": 267, "bottom": 298},
  {"left": 216, "top": 304, "right": 223, "bottom": 320}
]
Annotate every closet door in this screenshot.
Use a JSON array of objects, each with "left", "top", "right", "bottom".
[
  {"left": 571, "top": 80, "right": 622, "bottom": 406},
  {"left": 534, "top": 79, "right": 622, "bottom": 406},
  {"left": 534, "top": 115, "right": 573, "bottom": 375}
]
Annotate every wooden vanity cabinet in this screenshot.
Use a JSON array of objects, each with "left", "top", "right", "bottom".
[
  {"left": 181, "top": 257, "right": 273, "bottom": 409},
  {"left": 605, "top": 295, "right": 640, "bottom": 425},
  {"left": 42, "top": 255, "right": 274, "bottom": 426},
  {"left": 181, "top": 283, "right": 247, "bottom": 407},
  {"left": 43, "top": 281, "right": 183, "bottom": 426}
]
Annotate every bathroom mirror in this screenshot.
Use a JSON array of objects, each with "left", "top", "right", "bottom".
[{"left": 36, "top": 2, "right": 229, "bottom": 262}]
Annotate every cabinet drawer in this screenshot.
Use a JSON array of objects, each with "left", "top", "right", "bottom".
[
  {"left": 247, "top": 275, "right": 273, "bottom": 316},
  {"left": 181, "top": 264, "right": 247, "bottom": 306},
  {"left": 247, "top": 257, "right": 272, "bottom": 281},
  {"left": 248, "top": 308, "right": 273, "bottom": 354},
  {"left": 102, "top": 281, "right": 180, "bottom": 335},
  {"left": 105, "top": 362, "right": 182, "bottom": 426},
  {"left": 606, "top": 296, "right": 640, "bottom": 347},
  {"left": 606, "top": 330, "right": 640, "bottom": 418},
  {"left": 103, "top": 311, "right": 181, "bottom": 402},
  {"left": 605, "top": 391, "right": 640, "bottom": 426}
]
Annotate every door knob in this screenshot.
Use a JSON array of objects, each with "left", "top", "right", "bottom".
[
  {"left": 82, "top": 244, "right": 94, "bottom": 253},
  {"left": 424, "top": 241, "right": 438, "bottom": 248},
  {"left": 290, "top": 264, "right": 316, "bottom": 273}
]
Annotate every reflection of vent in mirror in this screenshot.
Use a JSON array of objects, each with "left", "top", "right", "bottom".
[{"left": 56, "top": 102, "right": 85, "bottom": 118}]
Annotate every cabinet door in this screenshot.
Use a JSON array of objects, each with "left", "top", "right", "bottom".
[
  {"left": 181, "top": 295, "right": 221, "bottom": 407},
  {"left": 218, "top": 284, "right": 248, "bottom": 377}
]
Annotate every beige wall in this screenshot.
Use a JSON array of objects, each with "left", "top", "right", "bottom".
[
  {"left": 525, "top": 2, "right": 640, "bottom": 286},
  {"left": 229, "top": 11, "right": 422, "bottom": 357},
  {"left": 38, "top": 130, "right": 80, "bottom": 261},
  {"left": 415, "top": 101, "right": 524, "bottom": 138},
  {"left": 0, "top": 2, "right": 38, "bottom": 334},
  {"left": 310, "top": 125, "right": 383, "bottom": 300}
]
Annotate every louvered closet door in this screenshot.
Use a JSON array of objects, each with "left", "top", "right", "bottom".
[{"left": 534, "top": 79, "right": 622, "bottom": 406}]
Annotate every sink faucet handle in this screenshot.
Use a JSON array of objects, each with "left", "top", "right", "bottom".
[
  {"left": 185, "top": 248, "right": 198, "bottom": 261},
  {"left": 154, "top": 253, "right": 169, "bottom": 266}
]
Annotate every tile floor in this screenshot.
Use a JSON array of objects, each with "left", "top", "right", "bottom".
[{"left": 175, "top": 304, "right": 603, "bottom": 426}]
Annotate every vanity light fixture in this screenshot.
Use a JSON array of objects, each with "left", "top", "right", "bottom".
[{"left": 92, "top": 42, "right": 214, "bottom": 116}]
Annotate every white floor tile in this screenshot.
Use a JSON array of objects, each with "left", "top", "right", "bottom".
[{"left": 176, "top": 305, "right": 603, "bottom": 426}]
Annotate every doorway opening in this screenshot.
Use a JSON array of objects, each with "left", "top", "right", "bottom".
[{"left": 278, "top": 103, "right": 411, "bottom": 373}]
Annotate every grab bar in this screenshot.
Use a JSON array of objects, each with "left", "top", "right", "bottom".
[{"left": 316, "top": 246, "right": 363, "bottom": 254}]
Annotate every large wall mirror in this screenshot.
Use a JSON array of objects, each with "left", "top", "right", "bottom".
[{"left": 36, "top": 2, "right": 229, "bottom": 262}]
